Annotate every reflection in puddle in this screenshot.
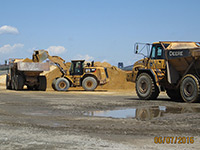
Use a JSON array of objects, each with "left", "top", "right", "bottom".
[
  {"left": 84, "top": 106, "right": 200, "bottom": 121},
  {"left": 86, "top": 108, "right": 137, "bottom": 119}
]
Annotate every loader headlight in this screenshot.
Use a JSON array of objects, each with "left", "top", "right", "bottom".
[{"left": 91, "top": 68, "right": 96, "bottom": 72}]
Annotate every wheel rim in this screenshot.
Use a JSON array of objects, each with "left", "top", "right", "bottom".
[
  {"left": 86, "top": 81, "right": 93, "bottom": 87},
  {"left": 184, "top": 82, "right": 194, "bottom": 97},
  {"left": 139, "top": 79, "right": 148, "bottom": 93},
  {"left": 59, "top": 81, "right": 66, "bottom": 89}
]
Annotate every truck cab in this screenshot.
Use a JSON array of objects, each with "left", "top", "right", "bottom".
[
  {"left": 147, "top": 43, "right": 166, "bottom": 69},
  {"left": 128, "top": 42, "right": 167, "bottom": 83}
]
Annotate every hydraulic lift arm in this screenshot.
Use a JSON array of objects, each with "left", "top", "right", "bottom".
[{"left": 32, "top": 50, "right": 68, "bottom": 75}]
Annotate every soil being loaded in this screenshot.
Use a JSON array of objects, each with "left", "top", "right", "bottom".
[{"left": 0, "top": 74, "right": 6, "bottom": 85}]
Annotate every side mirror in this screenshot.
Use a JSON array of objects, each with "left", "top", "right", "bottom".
[
  {"left": 91, "top": 61, "right": 94, "bottom": 67},
  {"left": 87, "top": 63, "right": 90, "bottom": 67},
  {"left": 135, "top": 44, "right": 138, "bottom": 54}
]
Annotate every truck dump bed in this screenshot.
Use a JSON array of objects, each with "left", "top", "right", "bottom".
[
  {"left": 16, "top": 61, "right": 50, "bottom": 76},
  {"left": 167, "top": 49, "right": 200, "bottom": 72},
  {"left": 164, "top": 42, "right": 200, "bottom": 83},
  {"left": 17, "top": 61, "right": 50, "bottom": 71}
]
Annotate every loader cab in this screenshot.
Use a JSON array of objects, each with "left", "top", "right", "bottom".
[{"left": 69, "top": 60, "right": 85, "bottom": 75}]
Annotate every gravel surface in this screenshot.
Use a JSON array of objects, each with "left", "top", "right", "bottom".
[{"left": 0, "top": 86, "right": 200, "bottom": 149}]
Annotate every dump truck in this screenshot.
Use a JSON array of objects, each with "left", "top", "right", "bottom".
[
  {"left": 6, "top": 58, "right": 50, "bottom": 91},
  {"left": 127, "top": 41, "right": 200, "bottom": 103},
  {"left": 33, "top": 50, "right": 109, "bottom": 91}
]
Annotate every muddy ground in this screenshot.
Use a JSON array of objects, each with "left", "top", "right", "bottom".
[{"left": 0, "top": 86, "right": 200, "bottom": 149}]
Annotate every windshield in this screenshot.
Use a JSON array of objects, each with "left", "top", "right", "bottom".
[
  {"left": 69, "top": 63, "right": 74, "bottom": 73},
  {"left": 134, "top": 43, "right": 151, "bottom": 57}
]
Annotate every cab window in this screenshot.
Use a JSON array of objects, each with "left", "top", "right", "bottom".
[
  {"left": 157, "top": 47, "right": 163, "bottom": 59},
  {"left": 70, "top": 61, "right": 84, "bottom": 75},
  {"left": 151, "top": 46, "right": 156, "bottom": 59},
  {"left": 150, "top": 45, "right": 164, "bottom": 59},
  {"left": 75, "top": 62, "right": 82, "bottom": 74}
]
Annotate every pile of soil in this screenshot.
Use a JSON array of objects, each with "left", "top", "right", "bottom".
[
  {"left": 0, "top": 75, "right": 6, "bottom": 85},
  {"left": 94, "top": 61, "right": 112, "bottom": 68},
  {"left": 97, "top": 66, "right": 134, "bottom": 90}
]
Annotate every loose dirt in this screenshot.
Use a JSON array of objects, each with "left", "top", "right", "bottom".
[
  {"left": 0, "top": 88, "right": 199, "bottom": 149},
  {"left": 97, "top": 66, "right": 134, "bottom": 90},
  {"left": 0, "top": 74, "right": 6, "bottom": 86}
]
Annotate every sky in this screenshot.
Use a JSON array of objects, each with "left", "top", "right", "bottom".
[{"left": 0, "top": 0, "right": 200, "bottom": 66}]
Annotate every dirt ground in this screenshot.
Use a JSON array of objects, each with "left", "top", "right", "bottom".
[{"left": 0, "top": 85, "right": 200, "bottom": 149}]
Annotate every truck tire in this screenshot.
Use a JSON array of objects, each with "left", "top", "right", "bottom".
[
  {"left": 82, "top": 77, "right": 97, "bottom": 91},
  {"left": 180, "top": 74, "right": 200, "bottom": 103},
  {"left": 15, "top": 75, "right": 24, "bottom": 90},
  {"left": 11, "top": 78, "right": 15, "bottom": 90},
  {"left": 136, "top": 73, "right": 159, "bottom": 100},
  {"left": 54, "top": 77, "right": 70, "bottom": 91},
  {"left": 135, "top": 108, "right": 151, "bottom": 121},
  {"left": 166, "top": 89, "right": 182, "bottom": 101},
  {"left": 10, "top": 70, "right": 15, "bottom": 90},
  {"left": 52, "top": 78, "right": 57, "bottom": 90},
  {"left": 6, "top": 74, "right": 12, "bottom": 90},
  {"left": 38, "top": 76, "right": 47, "bottom": 91},
  {"left": 27, "top": 85, "right": 34, "bottom": 90}
]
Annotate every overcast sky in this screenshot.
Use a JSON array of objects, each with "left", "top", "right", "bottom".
[{"left": 0, "top": 0, "right": 200, "bottom": 66}]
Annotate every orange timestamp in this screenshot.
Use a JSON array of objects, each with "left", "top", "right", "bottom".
[{"left": 154, "top": 136, "right": 194, "bottom": 144}]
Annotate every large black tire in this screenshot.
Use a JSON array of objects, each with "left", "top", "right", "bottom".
[
  {"left": 6, "top": 74, "right": 12, "bottom": 90},
  {"left": 10, "top": 70, "right": 15, "bottom": 90},
  {"left": 54, "top": 77, "right": 70, "bottom": 91},
  {"left": 136, "top": 73, "right": 159, "bottom": 100},
  {"left": 180, "top": 74, "right": 200, "bottom": 103},
  {"left": 38, "top": 76, "right": 47, "bottom": 91},
  {"left": 82, "top": 77, "right": 97, "bottom": 91},
  {"left": 166, "top": 88, "right": 183, "bottom": 101},
  {"left": 14, "top": 75, "right": 24, "bottom": 90},
  {"left": 52, "top": 78, "right": 57, "bottom": 90},
  {"left": 27, "top": 85, "right": 34, "bottom": 90},
  {"left": 11, "top": 78, "right": 15, "bottom": 90}
]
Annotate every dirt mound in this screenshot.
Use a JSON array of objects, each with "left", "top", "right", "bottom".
[
  {"left": 94, "top": 61, "right": 112, "bottom": 68},
  {"left": 0, "top": 75, "right": 6, "bottom": 85},
  {"left": 97, "top": 66, "right": 134, "bottom": 90},
  {"left": 93, "top": 62, "right": 134, "bottom": 90}
]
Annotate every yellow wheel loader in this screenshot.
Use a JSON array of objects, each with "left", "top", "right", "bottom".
[
  {"left": 127, "top": 41, "right": 200, "bottom": 103},
  {"left": 33, "top": 50, "right": 109, "bottom": 91}
]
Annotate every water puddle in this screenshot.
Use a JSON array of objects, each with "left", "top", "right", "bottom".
[
  {"left": 84, "top": 106, "right": 200, "bottom": 121},
  {"left": 23, "top": 110, "right": 54, "bottom": 117}
]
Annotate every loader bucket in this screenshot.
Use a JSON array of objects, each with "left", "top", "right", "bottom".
[{"left": 33, "top": 50, "right": 49, "bottom": 62}]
